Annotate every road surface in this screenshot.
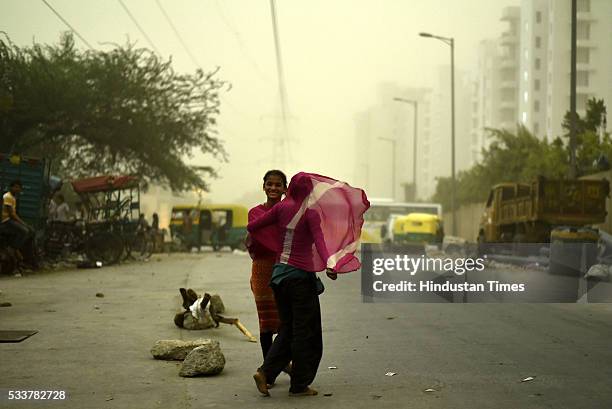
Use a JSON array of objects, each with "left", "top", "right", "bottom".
[{"left": 1, "top": 251, "right": 612, "bottom": 408}]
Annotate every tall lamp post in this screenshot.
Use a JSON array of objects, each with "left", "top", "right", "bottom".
[
  {"left": 378, "top": 137, "right": 397, "bottom": 200},
  {"left": 419, "top": 31, "right": 456, "bottom": 236},
  {"left": 393, "top": 97, "right": 418, "bottom": 201}
]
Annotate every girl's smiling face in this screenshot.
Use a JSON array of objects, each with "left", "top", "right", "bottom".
[{"left": 263, "top": 174, "right": 286, "bottom": 201}]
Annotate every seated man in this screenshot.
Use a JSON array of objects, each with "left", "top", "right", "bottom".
[{"left": 2, "top": 180, "right": 36, "bottom": 266}]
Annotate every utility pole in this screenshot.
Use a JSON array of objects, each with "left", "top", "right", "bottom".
[
  {"left": 269, "top": 0, "right": 292, "bottom": 170},
  {"left": 568, "top": 0, "right": 578, "bottom": 179},
  {"left": 450, "top": 37, "right": 456, "bottom": 236}
]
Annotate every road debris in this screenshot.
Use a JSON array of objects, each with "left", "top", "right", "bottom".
[
  {"left": 175, "top": 289, "right": 255, "bottom": 341},
  {"left": 151, "top": 339, "right": 218, "bottom": 361},
  {"left": 179, "top": 342, "right": 225, "bottom": 377}
]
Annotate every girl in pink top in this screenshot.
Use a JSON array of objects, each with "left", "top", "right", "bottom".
[{"left": 247, "top": 170, "right": 286, "bottom": 363}]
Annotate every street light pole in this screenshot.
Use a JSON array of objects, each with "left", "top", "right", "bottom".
[
  {"left": 568, "top": 0, "right": 578, "bottom": 179},
  {"left": 450, "top": 37, "right": 456, "bottom": 237},
  {"left": 378, "top": 137, "right": 396, "bottom": 200},
  {"left": 419, "top": 32, "right": 456, "bottom": 236},
  {"left": 393, "top": 97, "right": 418, "bottom": 200}
]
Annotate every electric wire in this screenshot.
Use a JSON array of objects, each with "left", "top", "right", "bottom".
[
  {"left": 155, "top": 0, "right": 201, "bottom": 68},
  {"left": 213, "top": 0, "right": 271, "bottom": 84},
  {"left": 118, "top": 0, "right": 162, "bottom": 55},
  {"left": 40, "top": 0, "right": 94, "bottom": 49},
  {"left": 152, "top": 0, "right": 247, "bottom": 119}
]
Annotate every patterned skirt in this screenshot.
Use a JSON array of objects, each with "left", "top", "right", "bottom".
[{"left": 250, "top": 258, "right": 280, "bottom": 333}]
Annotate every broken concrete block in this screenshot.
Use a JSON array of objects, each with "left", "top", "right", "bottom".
[
  {"left": 179, "top": 341, "right": 225, "bottom": 377},
  {"left": 151, "top": 339, "right": 216, "bottom": 360}
]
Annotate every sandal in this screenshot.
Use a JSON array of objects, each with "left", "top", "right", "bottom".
[
  {"left": 253, "top": 370, "right": 270, "bottom": 396},
  {"left": 289, "top": 387, "right": 318, "bottom": 397}
]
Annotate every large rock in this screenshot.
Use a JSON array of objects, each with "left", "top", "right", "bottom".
[
  {"left": 210, "top": 294, "right": 225, "bottom": 314},
  {"left": 151, "top": 339, "right": 216, "bottom": 360},
  {"left": 179, "top": 342, "right": 225, "bottom": 377}
]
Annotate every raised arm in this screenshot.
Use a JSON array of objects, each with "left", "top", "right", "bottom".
[{"left": 247, "top": 204, "right": 278, "bottom": 233}]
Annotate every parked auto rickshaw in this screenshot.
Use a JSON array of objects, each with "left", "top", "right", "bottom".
[
  {"left": 170, "top": 204, "right": 248, "bottom": 251},
  {"left": 392, "top": 213, "right": 444, "bottom": 248}
]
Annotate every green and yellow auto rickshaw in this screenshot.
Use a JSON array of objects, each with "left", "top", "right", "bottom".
[
  {"left": 170, "top": 204, "right": 248, "bottom": 251},
  {"left": 392, "top": 213, "right": 444, "bottom": 248}
]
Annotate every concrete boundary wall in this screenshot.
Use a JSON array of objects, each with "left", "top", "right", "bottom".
[{"left": 443, "top": 202, "right": 485, "bottom": 242}]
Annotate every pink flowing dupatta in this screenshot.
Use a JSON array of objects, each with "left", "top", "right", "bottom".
[{"left": 250, "top": 172, "right": 370, "bottom": 273}]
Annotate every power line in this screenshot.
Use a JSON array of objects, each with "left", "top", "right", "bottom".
[
  {"left": 40, "top": 0, "right": 93, "bottom": 49},
  {"left": 155, "top": 0, "right": 201, "bottom": 68},
  {"left": 118, "top": 0, "right": 162, "bottom": 55},
  {"left": 152, "top": 1, "right": 248, "bottom": 119},
  {"left": 213, "top": 0, "right": 271, "bottom": 84}
]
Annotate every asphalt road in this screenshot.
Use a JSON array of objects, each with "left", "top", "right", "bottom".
[{"left": 1, "top": 251, "right": 612, "bottom": 409}]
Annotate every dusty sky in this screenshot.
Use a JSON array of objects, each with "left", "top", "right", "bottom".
[{"left": 2, "top": 0, "right": 519, "bottom": 205}]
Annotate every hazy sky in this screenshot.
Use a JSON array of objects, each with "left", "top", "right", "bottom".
[{"left": 2, "top": 0, "right": 519, "bottom": 204}]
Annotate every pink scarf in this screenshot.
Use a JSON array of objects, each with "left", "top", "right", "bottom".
[{"left": 249, "top": 172, "right": 370, "bottom": 273}]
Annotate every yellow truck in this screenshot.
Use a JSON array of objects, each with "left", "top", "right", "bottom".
[{"left": 478, "top": 176, "right": 609, "bottom": 245}]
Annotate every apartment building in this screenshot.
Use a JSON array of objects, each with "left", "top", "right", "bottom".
[
  {"left": 544, "top": 0, "right": 612, "bottom": 140},
  {"left": 498, "top": 6, "right": 521, "bottom": 131},
  {"left": 519, "top": 0, "right": 549, "bottom": 138},
  {"left": 354, "top": 83, "right": 432, "bottom": 201},
  {"left": 470, "top": 6, "right": 521, "bottom": 162},
  {"left": 471, "top": 39, "right": 502, "bottom": 164},
  {"left": 472, "top": 0, "right": 610, "bottom": 157},
  {"left": 423, "top": 66, "right": 473, "bottom": 199}
]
